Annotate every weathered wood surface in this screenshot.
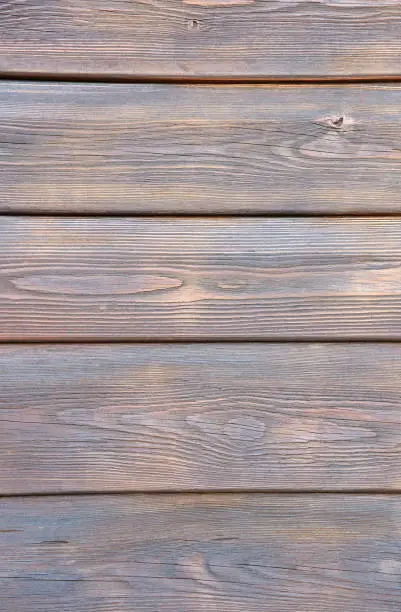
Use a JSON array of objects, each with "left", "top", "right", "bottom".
[
  {"left": 1, "top": 494, "right": 401, "bottom": 611},
  {"left": 5, "top": 83, "right": 401, "bottom": 214},
  {"left": 2, "top": 343, "right": 401, "bottom": 494},
  {"left": 2, "top": 217, "right": 401, "bottom": 340},
  {"left": 2, "top": 1, "right": 401, "bottom": 79}
]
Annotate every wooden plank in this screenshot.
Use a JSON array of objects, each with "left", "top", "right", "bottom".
[
  {"left": 2, "top": 217, "right": 401, "bottom": 340},
  {"left": 2, "top": 2, "right": 401, "bottom": 79},
  {"left": 2, "top": 343, "right": 401, "bottom": 494},
  {"left": 5, "top": 83, "right": 401, "bottom": 214},
  {"left": 1, "top": 494, "right": 401, "bottom": 611}
]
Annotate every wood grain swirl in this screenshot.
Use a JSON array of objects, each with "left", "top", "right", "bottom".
[
  {"left": 2, "top": 343, "right": 401, "bottom": 493},
  {"left": 4, "top": 83, "right": 401, "bottom": 213},
  {"left": 1, "top": 494, "right": 401, "bottom": 611},
  {"left": 2, "top": 217, "right": 401, "bottom": 339},
  {"left": 1, "top": 1, "right": 401, "bottom": 78}
]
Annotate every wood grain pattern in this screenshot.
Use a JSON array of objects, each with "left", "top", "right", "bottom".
[
  {"left": 2, "top": 343, "right": 401, "bottom": 493},
  {"left": 5, "top": 83, "right": 401, "bottom": 214},
  {"left": 2, "top": 217, "right": 401, "bottom": 340},
  {"left": 2, "top": 1, "right": 401, "bottom": 79},
  {"left": 1, "top": 494, "right": 401, "bottom": 611}
]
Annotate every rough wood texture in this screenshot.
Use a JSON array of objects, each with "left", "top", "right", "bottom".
[
  {"left": 1, "top": 494, "right": 401, "bottom": 611},
  {"left": 2, "top": 343, "right": 401, "bottom": 494},
  {"left": 2, "top": 217, "right": 401, "bottom": 340},
  {"left": 2, "top": 1, "right": 401, "bottom": 79},
  {"left": 5, "top": 83, "right": 401, "bottom": 214}
]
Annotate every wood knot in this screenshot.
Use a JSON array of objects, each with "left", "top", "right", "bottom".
[
  {"left": 187, "top": 19, "right": 201, "bottom": 31},
  {"left": 316, "top": 115, "right": 354, "bottom": 131},
  {"left": 331, "top": 116, "right": 344, "bottom": 128}
]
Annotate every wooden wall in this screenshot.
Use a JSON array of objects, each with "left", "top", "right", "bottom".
[{"left": 2, "top": 2, "right": 401, "bottom": 610}]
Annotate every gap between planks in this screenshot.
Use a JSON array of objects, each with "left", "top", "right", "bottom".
[
  {"left": 3, "top": 73, "right": 401, "bottom": 85},
  {"left": 1, "top": 489, "right": 401, "bottom": 499},
  {"left": 4, "top": 338, "right": 401, "bottom": 345},
  {"left": 7, "top": 212, "right": 401, "bottom": 219}
]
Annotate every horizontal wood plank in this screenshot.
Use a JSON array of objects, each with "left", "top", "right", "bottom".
[
  {"left": 1, "top": 494, "right": 401, "bottom": 611},
  {"left": 2, "top": 343, "right": 401, "bottom": 493},
  {"left": 5, "top": 83, "right": 401, "bottom": 214},
  {"left": 2, "top": 2, "right": 401, "bottom": 79},
  {"left": 2, "top": 217, "right": 401, "bottom": 340}
]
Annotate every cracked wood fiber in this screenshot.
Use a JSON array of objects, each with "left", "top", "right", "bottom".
[
  {"left": 2, "top": 343, "right": 401, "bottom": 494},
  {"left": 2, "top": 217, "right": 401, "bottom": 340},
  {"left": 5, "top": 83, "right": 401, "bottom": 214},
  {"left": 1, "top": 494, "right": 401, "bottom": 611},
  {"left": 1, "top": 1, "right": 401, "bottom": 79}
]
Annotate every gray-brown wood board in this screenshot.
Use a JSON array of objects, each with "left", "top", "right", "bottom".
[
  {"left": 4, "top": 83, "right": 401, "bottom": 214},
  {"left": 3, "top": 217, "right": 401, "bottom": 340},
  {"left": 4, "top": 3, "right": 401, "bottom": 612},
  {"left": 2, "top": 1, "right": 401, "bottom": 79},
  {"left": 2, "top": 343, "right": 401, "bottom": 494},
  {"left": 1, "top": 494, "right": 401, "bottom": 611}
]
